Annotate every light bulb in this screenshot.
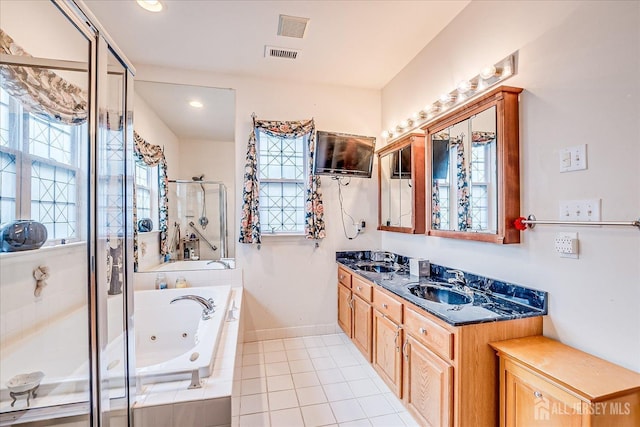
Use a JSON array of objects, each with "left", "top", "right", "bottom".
[
  {"left": 480, "top": 65, "right": 497, "bottom": 79},
  {"left": 396, "top": 124, "right": 404, "bottom": 132},
  {"left": 137, "top": 0, "right": 163, "bottom": 12},
  {"left": 189, "top": 100, "right": 204, "bottom": 108},
  {"left": 399, "top": 120, "right": 409, "bottom": 129},
  {"left": 457, "top": 80, "right": 472, "bottom": 93},
  {"left": 502, "top": 64, "right": 513, "bottom": 77},
  {"left": 381, "top": 130, "right": 389, "bottom": 139}
]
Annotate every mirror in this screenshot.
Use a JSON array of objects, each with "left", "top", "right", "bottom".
[
  {"left": 377, "top": 132, "right": 425, "bottom": 233},
  {"left": 425, "top": 86, "right": 522, "bottom": 244},
  {"left": 133, "top": 81, "right": 236, "bottom": 270}
]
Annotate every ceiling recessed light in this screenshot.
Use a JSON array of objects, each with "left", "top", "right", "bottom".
[
  {"left": 189, "top": 100, "right": 203, "bottom": 109},
  {"left": 137, "top": 0, "right": 163, "bottom": 12}
]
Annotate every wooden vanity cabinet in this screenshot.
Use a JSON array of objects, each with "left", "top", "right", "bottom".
[
  {"left": 491, "top": 336, "right": 640, "bottom": 427},
  {"left": 352, "top": 276, "right": 374, "bottom": 362},
  {"left": 337, "top": 267, "right": 352, "bottom": 337},
  {"left": 372, "top": 288, "right": 404, "bottom": 397},
  {"left": 337, "top": 265, "right": 544, "bottom": 426}
]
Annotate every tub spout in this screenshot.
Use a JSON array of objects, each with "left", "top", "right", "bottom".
[
  {"left": 170, "top": 295, "right": 215, "bottom": 320},
  {"left": 207, "top": 259, "right": 231, "bottom": 269}
]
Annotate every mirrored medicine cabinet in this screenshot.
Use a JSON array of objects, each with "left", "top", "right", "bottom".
[
  {"left": 377, "top": 132, "right": 425, "bottom": 233},
  {"left": 424, "top": 85, "right": 523, "bottom": 244}
]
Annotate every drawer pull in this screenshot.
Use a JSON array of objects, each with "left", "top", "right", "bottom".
[
  {"left": 339, "top": 275, "right": 344, "bottom": 280},
  {"left": 382, "top": 303, "right": 388, "bottom": 309},
  {"left": 534, "top": 391, "right": 543, "bottom": 398},
  {"left": 357, "top": 286, "right": 362, "bottom": 291},
  {"left": 419, "top": 327, "right": 427, "bottom": 335}
]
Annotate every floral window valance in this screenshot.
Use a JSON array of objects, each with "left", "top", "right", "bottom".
[
  {"left": 239, "top": 117, "right": 325, "bottom": 246},
  {"left": 0, "top": 29, "right": 88, "bottom": 125},
  {"left": 133, "top": 130, "right": 169, "bottom": 271}
]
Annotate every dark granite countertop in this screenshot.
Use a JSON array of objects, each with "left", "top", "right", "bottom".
[{"left": 336, "top": 251, "right": 547, "bottom": 327}]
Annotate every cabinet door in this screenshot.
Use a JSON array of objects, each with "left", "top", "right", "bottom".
[
  {"left": 503, "top": 360, "right": 583, "bottom": 427},
  {"left": 352, "top": 294, "right": 373, "bottom": 361},
  {"left": 338, "top": 283, "right": 352, "bottom": 338},
  {"left": 404, "top": 337, "right": 453, "bottom": 427},
  {"left": 373, "top": 310, "right": 403, "bottom": 397}
]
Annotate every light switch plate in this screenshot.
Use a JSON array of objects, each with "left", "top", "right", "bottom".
[
  {"left": 559, "top": 144, "right": 587, "bottom": 172},
  {"left": 559, "top": 199, "right": 601, "bottom": 221}
]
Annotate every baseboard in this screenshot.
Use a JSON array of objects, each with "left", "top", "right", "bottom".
[{"left": 243, "top": 323, "right": 340, "bottom": 342}]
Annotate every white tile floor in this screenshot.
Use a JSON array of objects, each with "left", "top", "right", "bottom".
[{"left": 232, "top": 333, "right": 420, "bottom": 427}]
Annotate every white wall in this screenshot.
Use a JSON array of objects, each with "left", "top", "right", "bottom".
[
  {"left": 134, "top": 65, "right": 381, "bottom": 339},
  {"left": 133, "top": 93, "right": 181, "bottom": 271},
  {"left": 381, "top": 1, "right": 640, "bottom": 371}
]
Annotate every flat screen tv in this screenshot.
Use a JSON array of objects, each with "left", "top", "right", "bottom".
[{"left": 313, "top": 131, "right": 376, "bottom": 178}]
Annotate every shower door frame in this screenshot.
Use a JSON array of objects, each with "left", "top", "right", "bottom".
[{"left": 0, "top": 1, "right": 137, "bottom": 425}]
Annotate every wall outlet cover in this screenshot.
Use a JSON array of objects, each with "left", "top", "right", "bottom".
[{"left": 555, "top": 232, "right": 578, "bottom": 259}]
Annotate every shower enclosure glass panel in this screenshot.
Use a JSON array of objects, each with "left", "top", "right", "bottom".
[
  {"left": 0, "top": 2, "right": 92, "bottom": 423},
  {"left": 168, "top": 180, "right": 228, "bottom": 262}
]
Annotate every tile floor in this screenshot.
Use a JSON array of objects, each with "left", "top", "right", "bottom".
[{"left": 232, "top": 333, "right": 420, "bottom": 427}]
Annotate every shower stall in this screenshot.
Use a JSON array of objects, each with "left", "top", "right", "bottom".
[
  {"left": 167, "top": 180, "right": 229, "bottom": 262},
  {"left": 0, "top": 1, "right": 135, "bottom": 425}
]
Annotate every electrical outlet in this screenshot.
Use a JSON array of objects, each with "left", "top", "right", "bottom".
[{"left": 555, "top": 232, "right": 578, "bottom": 259}]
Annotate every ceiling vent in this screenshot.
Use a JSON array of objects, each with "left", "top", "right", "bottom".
[
  {"left": 277, "top": 14, "right": 309, "bottom": 39},
  {"left": 265, "top": 45, "right": 300, "bottom": 60}
]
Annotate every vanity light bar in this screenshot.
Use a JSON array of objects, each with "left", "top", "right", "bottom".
[{"left": 382, "top": 53, "right": 517, "bottom": 141}]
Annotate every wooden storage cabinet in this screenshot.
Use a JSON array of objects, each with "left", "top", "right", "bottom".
[
  {"left": 404, "top": 336, "right": 453, "bottom": 427},
  {"left": 372, "top": 309, "right": 403, "bottom": 397},
  {"left": 337, "top": 264, "right": 544, "bottom": 427},
  {"left": 352, "top": 294, "right": 373, "bottom": 361},
  {"left": 337, "top": 283, "right": 352, "bottom": 337},
  {"left": 491, "top": 336, "right": 640, "bottom": 427}
]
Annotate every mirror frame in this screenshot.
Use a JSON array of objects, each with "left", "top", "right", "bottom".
[
  {"left": 424, "top": 85, "right": 523, "bottom": 244},
  {"left": 376, "top": 132, "right": 425, "bottom": 234}
]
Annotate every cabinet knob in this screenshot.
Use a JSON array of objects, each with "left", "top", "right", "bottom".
[
  {"left": 419, "top": 327, "right": 427, "bottom": 335},
  {"left": 357, "top": 286, "right": 362, "bottom": 291},
  {"left": 339, "top": 275, "right": 344, "bottom": 280},
  {"left": 534, "top": 391, "right": 543, "bottom": 398},
  {"left": 382, "top": 303, "right": 388, "bottom": 309}
]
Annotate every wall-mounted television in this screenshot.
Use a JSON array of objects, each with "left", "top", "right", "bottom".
[{"left": 313, "top": 131, "right": 376, "bottom": 178}]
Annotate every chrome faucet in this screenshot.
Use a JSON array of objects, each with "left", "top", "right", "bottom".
[
  {"left": 446, "top": 269, "right": 473, "bottom": 294},
  {"left": 207, "top": 259, "right": 231, "bottom": 269},
  {"left": 170, "top": 295, "right": 215, "bottom": 320}
]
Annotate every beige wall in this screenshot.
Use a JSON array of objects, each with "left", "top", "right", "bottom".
[{"left": 381, "top": 0, "right": 640, "bottom": 371}]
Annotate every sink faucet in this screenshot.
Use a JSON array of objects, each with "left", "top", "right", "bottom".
[
  {"left": 207, "top": 259, "right": 231, "bottom": 269},
  {"left": 170, "top": 295, "right": 215, "bottom": 320},
  {"left": 447, "top": 269, "right": 473, "bottom": 294}
]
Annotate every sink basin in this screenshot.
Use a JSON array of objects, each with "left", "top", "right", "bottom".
[
  {"left": 356, "top": 262, "right": 397, "bottom": 273},
  {"left": 407, "top": 284, "right": 472, "bottom": 305}
]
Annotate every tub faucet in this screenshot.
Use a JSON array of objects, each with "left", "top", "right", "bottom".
[
  {"left": 207, "top": 259, "right": 231, "bottom": 269},
  {"left": 170, "top": 295, "right": 215, "bottom": 320}
]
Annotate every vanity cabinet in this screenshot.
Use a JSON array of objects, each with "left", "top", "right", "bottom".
[
  {"left": 404, "top": 335, "right": 453, "bottom": 427},
  {"left": 372, "top": 288, "right": 404, "bottom": 397},
  {"left": 336, "top": 264, "right": 544, "bottom": 426},
  {"left": 352, "top": 276, "right": 374, "bottom": 362},
  {"left": 337, "top": 267, "right": 353, "bottom": 337},
  {"left": 491, "top": 336, "right": 640, "bottom": 427}
]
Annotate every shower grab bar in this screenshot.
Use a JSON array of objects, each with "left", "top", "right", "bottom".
[
  {"left": 188, "top": 222, "right": 218, "bottom": 252},
  {"left": 169, "top": 179, "right": 227, "bottom": 188}
]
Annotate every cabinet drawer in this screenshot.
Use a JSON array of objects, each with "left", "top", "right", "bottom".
[
  {"left": 352, "top": 276, "right": 373, "bottom": 303},
  {"left": 373, "top": 288, "right": 403, "bottom": 324},
  {"left": 404, "top": 306, "right": 454, "bottom": 361},
  {"left": 338, "top": 266, "right": 352, "bottom": 288}
]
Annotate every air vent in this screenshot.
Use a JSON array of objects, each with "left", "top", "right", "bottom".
[
  {"left": 265, "top": 45, "right": 300, "bottom": 60},
  {"left": 277, "top": 14, "right": 309, "bottom": 38}
]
